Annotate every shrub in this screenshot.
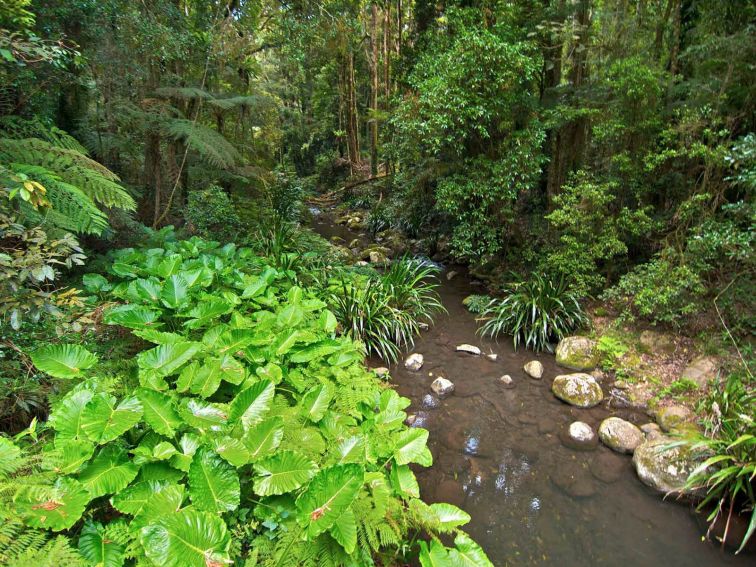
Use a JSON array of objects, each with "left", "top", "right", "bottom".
[
  {"left": 597, "top": 335, "right": 629, "bottom": 369},
  {"left": 462, "top": 294, "right": 492, "bottom": 315},
  {"left": 479, "top": 274, "right": 588, "bottom": 352},
  {"left": 184, "top": 184, "right": 242, "bottom": 242},
  {"left": 684, "top": 368, "right": 756, "bottom": 553},
  {"left": 4, "top": 235, "right": 488, "bottom": 566}
]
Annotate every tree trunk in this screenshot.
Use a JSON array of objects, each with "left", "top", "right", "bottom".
[{"left": 369, "top": 3, "right": 379, "bottom": 176}]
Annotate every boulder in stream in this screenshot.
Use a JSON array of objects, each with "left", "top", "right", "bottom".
[
  {"left": 568, "top": 421, "right": 596, "bottom": 444},
  {"left": 456, "top": 344, "right": 481, "bottom": 355},
  {"left": 404, "top": 353, "right": 424, "bottom": 371},
  {"left": 523, "top": 360, "right": 544, "bottom": 379},
  {"left": 633, "top": 436, "right": 703, "bottom": 496},
  {"left": 598, "top": 417, "right": 643, "bottom": 454},
  {"left": 431, "top": 377, "right": 455, "bottom": 398},
  {"left": 421, "top": 393, "right": 441, "bottom": 409},
  {"left": 555, "top": 336, "right": 600, "bottom": 370},
  {"left": 498, "top": 374, "right": 514, "bottom": 388},
  {"left": 551, "top": 373, "right": 604, "bottom": 408}
]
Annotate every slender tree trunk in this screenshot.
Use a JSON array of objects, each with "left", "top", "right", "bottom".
[
  {"left": 369, "top": 3, "right": 379, "bottom": 176},
  {"left": 654, "top": 0, "right": 673, "bottom": 61}
]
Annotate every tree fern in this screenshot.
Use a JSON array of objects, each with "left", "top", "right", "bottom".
[
  {"left": 164, "top": 119, "right": 240, "bottom": 169},
  {"left": 0, "top": 116, "right": 88, "bottom": 153}
]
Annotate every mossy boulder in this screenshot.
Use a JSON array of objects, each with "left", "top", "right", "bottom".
[
  {"left": 598, "top": 417, "right": 643, "bottom": 454},
  {"left": 555, "top": 336, "right": 600, "bottom": 371},
  {"left": 551, "top": 373, "right": 604, "bottom": 408},
  {"left": 681, "top": 356, "right": 719, "bottom": 388},
  {"left": 655, "top": 405, "right": 695, "bottom": 433},
  {"left": 632, "top": 436, "right": 703, "bottom": 495},
  {"left": 639, "top": 330, "right": 675, "bottom": 355}
]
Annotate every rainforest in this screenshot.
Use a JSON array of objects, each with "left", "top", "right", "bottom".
[{"left": 0, "top": 1, "right": 754, "bottom": 566}]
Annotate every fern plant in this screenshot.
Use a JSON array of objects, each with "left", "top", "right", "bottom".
[{"left": 8, "top": 232, "right": 491, "bottom": 567}]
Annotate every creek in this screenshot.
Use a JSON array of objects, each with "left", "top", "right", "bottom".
[{"left": 310, "top": 210, "right": 752, "bottom": 567}]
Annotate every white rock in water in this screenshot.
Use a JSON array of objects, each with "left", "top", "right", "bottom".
[
  {"left": 551, "top": 373, "right": 604, "bottom": 408},
  {"left": 446, "top": 270, "right": 458, "bottom": 281},
  {"left": 568, "top": 421, "right": 596, "bottom": 444},
  {"left": 404, "top": 353, "right": 424, "bottom": 371},
  {"left": 456, "top": 344, "right": 481, "bottom": 355},
  {"left": 486, "top": 353, "right": 498, "bottom": 361},
  {"left": 372, "top": 367, "right": 390, "bottom": 377},
  {"left": 523, "top": 360, "right": 544, "bottom": 379},
  {"left": 431, "top": 377, "right": 455, "bottom": 398},
  {"left": 499, "top": 374, "right": 513, "bottom": 386}
]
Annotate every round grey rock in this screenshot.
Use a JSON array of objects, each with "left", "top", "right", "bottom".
[{"left": 598, "top": 417, "right": 643, "bottom": 454}]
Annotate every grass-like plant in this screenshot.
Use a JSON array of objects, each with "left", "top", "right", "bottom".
[
  {"left": 478, "top": 273, "right": 587, "bottom": 352},
  {"left": 329, "top": 257, "right": 444, "bottom": 362},
  {"left": 684, "top": 369, "right": 755, "bottom": 554}
]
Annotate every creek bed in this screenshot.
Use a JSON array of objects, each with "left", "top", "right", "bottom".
[{"left": 310, "top": 211, "right": 752, "bottom": 567}]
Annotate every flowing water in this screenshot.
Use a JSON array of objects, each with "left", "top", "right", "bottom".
[{"left": 310, "top": 211, "right": 753, "bottom": 567}]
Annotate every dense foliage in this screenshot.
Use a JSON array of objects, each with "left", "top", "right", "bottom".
[{"left": 1, "top": 233, "right": 489, "bottom": 566}]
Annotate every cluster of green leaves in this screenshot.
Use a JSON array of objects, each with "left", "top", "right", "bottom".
[
  {"left": 5, "top": 233, "right": 489, "bottom": 566},
  {"left": 479, "top": 274, "right": 588, "bottom": 352},
  {"left": 596, "top": 336, "right": 629, "bottom": 370},
  {"left": 185, "top": 184, "right": 243, "bottom": 243},
  {"left": 327, "top": 257, "right": 444, "bottom": 362},
  {"left": 683, "top": 368, "right": 756, "bottom": 553}
]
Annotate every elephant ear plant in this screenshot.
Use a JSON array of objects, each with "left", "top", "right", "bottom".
[{"left": 5, "top": 233, "right": 492, "bottom": 567}]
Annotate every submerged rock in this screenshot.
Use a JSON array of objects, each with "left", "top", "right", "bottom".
[
  {"left": 632, "top": 436, "right": 702, "bottom": 495},
  {"left": 421, "top": 393, "right": 441, "bottom": 409},
  {"left": 681, "top": 356, "right": 719, "bottom": 388},
  {"left": 456, "top": 344, "right": 481, "bottom": 355},
  {"left": 598, "top": 417, "right": 643, "bottom": 454},
  {"left": 655, "top": 405, "right": 694, "bottom": 432},
  {"left": 498, "top": 374, "right": 514, "bottom": 388},
  {"left": 431, "top": 377, "right": 455, "bottom": 398},
  {"left": 551, "top": 465, "right": 597, "bottom": 498},
  {"left": 446, "top": 270, "right": 458, "bottom": 281},
  {"left": 523, "top": 360, "right": 544, "bottom": 379},
  {"left": 485, "top": 353, "right": 498, "bottom": 361},
  {"left": 555, "top": 336, "right": 600, "bottom": 371},
  {"left": 590, "top": 452, "right": 627, "bottom": 484},
  {"left": 552, "top": 373, "right": 604, "bottom": 408}
]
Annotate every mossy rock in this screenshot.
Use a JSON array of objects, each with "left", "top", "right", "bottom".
[
  {"left": 632, "top": 436, "right": 704, "bottom": 495},
  {"left": 555, "top": 336, "right": 600, "bottom": 371},
  {"left": 551, "top": 373, "right": 604, "bottom": 408}
]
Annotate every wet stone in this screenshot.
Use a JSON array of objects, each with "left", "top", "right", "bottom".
[
  {"left": 372, "top": 367, "right": 389, "bottom": 378},
  {"left": 640, "top": 422, "right": 663, "bottom": 440},
  {"left": 598, "top": 417, "right": 643, "bottom": 454},
  {"left": 524, "top": 360, "right": 544, "bottom": 379},
  {"left": 421, "top": 393, "right": 441, "bottom": 409},
  {"left": 431, "top": 377, "right": 455, "bottom": 398},
  {"left": 552, "top": 373, "right": 604, "bottom": 408},
  {"left": 655, "top": 405, "right": 694, "bottom": 432},
  {"left": 404, "top": 353, "right": 424, "bottom": 371},
  {"left": 561, "top": 421, "right": 599, "bottom": 451},
  {"left": 486, "top": 353, "right": 498, "bottom": 361},
  {"left": 550, "top": 465, "right": 597, "bottom": 498},
  {"left": 407, "top": 411, "right": 429, "bottom": 428},
  {"left": 456, "top": 344, "right": 481, "bottom": 356},
  {"left": 499, "top": 374, "right": 515, "bottom": 388}
]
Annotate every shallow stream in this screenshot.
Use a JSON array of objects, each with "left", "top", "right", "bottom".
[{"left": 311, "top": 212, "right": 752, "bottom": 567}]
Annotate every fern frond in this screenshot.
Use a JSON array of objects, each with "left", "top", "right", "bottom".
[
  {"left": 208, "top": 95, "right": 265, "bottom": 111},
  {"left": 164, "top": 119, "right": 240, "bottom": 169},
  {"left": 0, "top": 116, "right": 88, "bottom": 153},
  {"left": 0, "top": 138, "right": 136, "bottom": 211}
]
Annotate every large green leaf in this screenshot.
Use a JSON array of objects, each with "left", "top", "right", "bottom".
[
  {"left": 393, "top": 428, "right": 429, "bottom": 465},
  {"left": 418, "top": 540, "right": 453, "bottom": 567},
  {"left": 329, "top": 508, "right": 357, "bottom": 554},
  {"left": 212, "top": 437, "right": 251, "bottom": 467},
  {"left": 300, "top": 384, "right": 333, "bottom": 423},
  {"left": 390, "top": 464, "right": 420, "bottom": 498},
  {"left": 103, "top": 304, "right": 162, "bottom": 329},
  {"left": 15, "top": 477, "right": 90, "bottom": 531},
  {"left": 447, "top": 532, "right": 494, "bottom": 566},
  {"left": 30, "top": 344, "right": 98, "bottom": 379},
  {"left": 253, "top": 450, "right": 317, "bottom": 496},
  {"left": 188, "top": 447, "right": 240, "bottom": 513},
  {"left": 430, "top": 503, "right": 471, "bottom": 531},
  {"left": 289, "top": 340, "right": 342, "bottom": 363},
  {"left": 130, "top": 483, "right": 186, "bottom": 530},
  {"left": 111, "top": 480, "right": 172, "bottom": 515},
  {"left": 78, "top": 445, "right": 139, "bottom": 498},
  {"left": 133, "top": 278, "right": 162, "bottom": 303},
  {"left": 161, "top": 274, "right": 189, "bottom": 308},
  {"left": 82, "top": 273, "right": 111, "bottom": 293},
  {"left": 176, "top": 359, "right": 223, "bottom": 398},
  {"left": 44, "top": 439, "right": 95, "bottom": 475},
  {"left": 78, "top": 521, "right": 125, "bottom": 567},
  {"left": 81, "top": 393, "right": 143, "bottom": 444},
  {"left": 136, "top": 388, "right": 182, "bottom": 437},
  {"left": 137, "top": 342, "right": 202, "bottom": 377},
  {"left": 178, "top": 399, "right": 228, "bottom": 429},
  {"left": 276, "top": 304, "right": 304, "bottom": 328},
  {"left": 296, "top": 464, "right": 365, "bottom": 537},
  {"left": 228, "top": 379, "right": 274, "bottom": 429},
  {"left": 140, "top": 510, "right": 231, "bottom": 567},
  {"left": 243, "top": 416, "right": 284, "bottom": 461},
  {"left": 48, "top": 388, "right": 95, "bottom": 440}
]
